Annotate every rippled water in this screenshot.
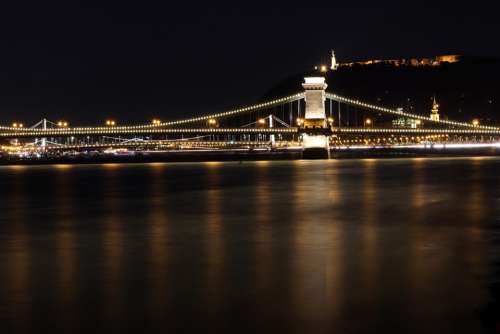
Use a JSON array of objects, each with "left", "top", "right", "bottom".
[{"left": 0, "top": 158, "right": 499, "bottom": 333}]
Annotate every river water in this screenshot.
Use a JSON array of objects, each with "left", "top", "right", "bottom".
[{"left": 0, "top": 158, "right": 499, "bottom": 333}]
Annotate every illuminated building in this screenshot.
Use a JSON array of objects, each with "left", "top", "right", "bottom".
[
  {"left": 392, "top": 117, "right": 421, "bottom": 129},
  {"left": 330, "top": 50, "right": 338, "bottom": 70},
  {"left": 339, "top": 55, "right": 461, "bottom": 68},
  {"left": 430, "top": 97, "right": 440, "bottom": 121}
]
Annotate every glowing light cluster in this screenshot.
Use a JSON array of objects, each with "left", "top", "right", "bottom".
[
  {"left": 0, "top": 127, "right": 299, "bottom": 138},
  {"left": 40, "top": 140, "right": 292, "bottom": 150},
  {"left": 334, "top": 143, "right": 500, "bottom": 150},
  {"left": 334, "top": 127, "right": 500, "bottom": 134}
]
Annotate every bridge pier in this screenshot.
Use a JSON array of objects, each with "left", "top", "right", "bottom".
[
  {"left": 269, "top": 114, "right": 275, "bottom": 147},
  {"left": 300, "top": 77, "right": 331, "bottom": 159},
  {"left": 41, "top": 118, "right": 47, "bottom": 151}
]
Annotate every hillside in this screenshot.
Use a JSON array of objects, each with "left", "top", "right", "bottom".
[{"left": 263, "top": 57, "right": 500, "bottom": 124}]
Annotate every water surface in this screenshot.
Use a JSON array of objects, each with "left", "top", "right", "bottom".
[{"left": 0, "top": 158, "right": 499, "bottom": 333}]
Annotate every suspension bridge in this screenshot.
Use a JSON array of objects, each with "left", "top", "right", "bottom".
[{"left": 2, "top": 76, "right": 500, "bottom": 159}]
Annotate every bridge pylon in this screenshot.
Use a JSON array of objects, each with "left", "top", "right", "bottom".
[{"left": 300, "top": 77, "right": 331, "bottom": 159}]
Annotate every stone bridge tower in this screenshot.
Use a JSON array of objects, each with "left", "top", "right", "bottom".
[{"left": 300, "top": 77, "right": 331, "bottom": 159}]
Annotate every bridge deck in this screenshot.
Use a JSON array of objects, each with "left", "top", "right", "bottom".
[{"left": 3, "top": 126, "right": 500, "bottom": 139}]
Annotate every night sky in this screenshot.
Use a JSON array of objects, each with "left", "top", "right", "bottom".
[{"left": 1, "top": 1, "right": 499, "bottom": 125}]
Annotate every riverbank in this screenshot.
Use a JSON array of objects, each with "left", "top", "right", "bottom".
[
  {"left": 0, "top": 150, "right": 302, "bottom": 165},
  {"left": 1, "top": 146, "right": 500, "bottom": 165}
]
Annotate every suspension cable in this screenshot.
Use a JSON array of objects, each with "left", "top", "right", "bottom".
[{"left": 327, "top": 93, "right": 500, "bottom": 131}]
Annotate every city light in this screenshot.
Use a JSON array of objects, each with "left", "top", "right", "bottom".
[
  {"left": 472, "top": 119, "right": 480, "bottom": 127},
  {"left": 152, "top": 119, "right": 161, "bottom": 125},
  {"left": 320, "top": 65, "right": 328, "bottom": 73},
  {"left": 327, "top": 117, "right": 334, "bottom": 125},
  {"left": 258, "top": 118, "right": 266, "bottom": 125},
  {"left": 365, "top": 118, "right": 372, "bottom": 126},
  {"left": 296, "top": 118, "right": 304, "bottom": 126},
  {"left": 12, "top": 122, "right": 23, "bottom": 128},
  {"left": 58, "top": 121, "right": 69, "bottom": 127},
  {"left": 207, "top": 118, "right": 218, "bottom": 127},
  {"left": 106, "top": 120, "right": 116, "bottom": 126}
]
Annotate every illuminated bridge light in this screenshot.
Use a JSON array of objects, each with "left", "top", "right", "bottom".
[
  {"left": 1, "top": 92, "right": 306, "bottom": 132},
  {"left": 2, "top": 93, "right": 500, "bottom": 140}
]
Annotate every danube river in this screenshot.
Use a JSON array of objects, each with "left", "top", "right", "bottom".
[{"left": 0, "top": 158, "right": 499, "bottom": 333}]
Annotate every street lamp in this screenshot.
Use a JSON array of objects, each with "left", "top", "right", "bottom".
[
  {"left": 207, "top": 118, "right": 218, "bottom": 127},
  {"left": 364, "top": 118, "right": 372, "bottom": 127},
  {"left": 58, "top": 121, "right": 68, "bottom": 127},
  {"left": 152, "top": 119, "right": 161, "bottom": 125},
  {"left": 258, "top": 118, "right": 266, "bottom": 125},
  {"left": 327, "top": 117, "right": 334, "bottom": 125},
  {"left": 106, "top": 120, "right": 116, "bottom": 126},
  {"left": 12, "top": 122, "right": 23, "bottom": 128},
  {"left": 472, "top": 119, "right": 479, "bottom": 127},
  {"left": 296, "top": 118, "right": 304, "bottom": 126}
]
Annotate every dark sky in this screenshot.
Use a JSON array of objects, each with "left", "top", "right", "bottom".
[{"left": 0, "top": 1, "right": 499, "bottom": 125}]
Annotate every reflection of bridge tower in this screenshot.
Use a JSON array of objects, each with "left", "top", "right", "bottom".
[
  {"left": 430, "top": 96, "right": 440, "bottom": 121},
  {"left": 300, "top": 77, "right": 330, "bottom": 159}
]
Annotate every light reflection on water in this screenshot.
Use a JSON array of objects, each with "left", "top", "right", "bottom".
[{"left": 0, "top": 158, "right": 499, "bottom": 333}]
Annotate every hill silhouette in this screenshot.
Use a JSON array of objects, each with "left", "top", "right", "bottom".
[{"left": 263, "top": 57, "right": 500, "bottom": 124}]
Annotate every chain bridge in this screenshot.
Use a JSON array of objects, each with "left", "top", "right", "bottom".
[{"left": 2, "top": 76, "right": 500, "bottom": 158}]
